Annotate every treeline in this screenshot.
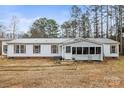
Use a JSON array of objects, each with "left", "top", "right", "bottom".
[
  {"left": 0, "top": 5, "right": 124, "bottom": 54},
  {"left": 23, "top": 5, "right": 124, "bottom": 40}
]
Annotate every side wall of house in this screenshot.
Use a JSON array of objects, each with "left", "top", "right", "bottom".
[
  {"left": 7, "top": 44, "right": 62, "bottom": 57},
  {"left": 103, "top": 44, "right": 119, "bottom": 57}
]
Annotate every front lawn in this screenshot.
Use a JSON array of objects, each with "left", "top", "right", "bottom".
[{"left": 0, "top": 56, "right": 124, "bottom": 87}]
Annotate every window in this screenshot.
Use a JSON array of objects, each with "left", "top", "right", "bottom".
[
  {"left": 77, "top": 47, "right": 82, "bottom": 54},
  {"left": 14, "top": 44, "right": 26, "bottom": 53},
  {"left": 14, "top": 45, "right": 19, "bottom": 53},
  {"left": 20, "top": 45, "right": 26, "bottom": 53},
  {"left": 90, "top": 47, "right": 95, "bottom": 54},
  {"left": 72, "top": 47, "right": 76, "bottom": 54},
  {"left": 3, "top": 45, "right": 8, "bottom": 54},
  {"left": 33, "top": 45, "right": 40, "bottom": 54},
  {"left": 51, "top": 45, "right": 58, "bottom": 53},
  {"left": 110, "top": 45, "right": 116, "bottom": 53},
  {"left": 66, "top": 46, "right": 71, "bottom": 53},
  {"left": 83, "top": 47, "right": 88, "bottom": 54},
  {"left": 96, "top": 47, "right": 101, "bottom": 54}
]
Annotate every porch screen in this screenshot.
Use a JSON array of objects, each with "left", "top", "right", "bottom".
[
  {"left": 83, "top": 47, "right": 88, "bottom": 54},
  {"left": 72, "top": 47, "right": 76, "bottom": 54},
  {"left": 77, "top": 47, "right": 82, "bottom": 54},
  {"left": 96, "top": 47, "right": 101, "bottom": 54},
  {"left": 90, "top": 47, "right": 95, "bottom": 54}
]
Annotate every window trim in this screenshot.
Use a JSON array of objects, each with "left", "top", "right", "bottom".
[
  {"left": 14, "top": 44, "right": 26, "bottom": 54},
  {"left": 66, "top": 46, "right": 71, "bottom": 53},
  {"left": 3, "top": 45, "right": 8, "bottom": 54},
  {"left": 110, "top": 45, "right": 117, "bottom": 54},
  {"left": 33, "top": 45, "right": 41, "bottom": 54},
  {"left": 51, "top": 45, "right": 58, "bottom": 54}
]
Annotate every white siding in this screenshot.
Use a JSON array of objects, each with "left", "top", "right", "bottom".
[
  {"left": 6, "top": 40, "right": 119, "bottom": 61},
  {"left": 103, "top": 44, "right": 119, "bottom": 57},
  {"left": 72, "top": 54, "right": 102, "bottom": 61},
  {"left": 7, "top": 44, "right": 61, "bottom": 57}
]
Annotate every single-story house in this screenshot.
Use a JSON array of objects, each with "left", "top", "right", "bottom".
[{"left": 2, "top": 38, "right": 119, "bottom": 61}]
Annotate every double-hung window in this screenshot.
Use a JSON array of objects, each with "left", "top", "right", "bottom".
[
  {"left": 66, "top": 46, "right": 71, "bottom": 53},
  {"left": 33, "top": 45, "right": 41, "bottom": 54},
  {"left": 51, "top": 45, "right": 58, "bottom": 54},
  {"left": 14, "top": 44, "right": 26, "bottom": 54},
  {"left": 110, "top": 45, "right": 116, "bottom": 53},
  {"left": 3, "top": 45, "right": 8, "bottom": 54}
]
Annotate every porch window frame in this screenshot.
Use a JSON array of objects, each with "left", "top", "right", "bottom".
[
  {"left": 90, "top": 47, "right": 95, "bottom": 54},
  {"left": 83, "top": 47, "right": 89, "bottom": 55},
  {"left": 77, "top": 47, "right": 82, "bottom": 55},
  {"left": 96, "top": 47, "right": 101, "bottom": 54},
  {"left": 72, "top": 47, "right": 76, "bottom": 55}
]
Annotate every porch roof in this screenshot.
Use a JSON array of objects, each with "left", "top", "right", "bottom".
[{"left": 62, "top": 38, "right": 119, "bottom": 45}]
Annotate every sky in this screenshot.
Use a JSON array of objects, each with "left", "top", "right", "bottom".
[{"left": 0, "top": 5, "right": 78, "bottom": 33}]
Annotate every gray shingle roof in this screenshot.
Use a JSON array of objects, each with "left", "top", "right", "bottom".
[
  {"left": 7, "top": 38, "right": 70, "bottom": 44},
  {"left": 62, "top": 38, "right": 119, "bottom": 45},
  {"left": 87, "top": 38, "right": 119, "bottom": 44},
  {"left": 7, "top": 38, "right": 119, "bottom": 44},
  {"left": 0, "top": 38, "right": 12, "bottom": 41}
]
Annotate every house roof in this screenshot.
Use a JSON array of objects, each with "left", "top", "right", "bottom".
[
  {"left": 7, "top": 38, "right": 119, "bottom": 44},
  {"left": 87, "top": 38, "right": 119, "bottom": 44},
  {"left": 0, "top": 38, "right": 12, "bottom": 41},
  {"left": 7, "top": 38, "right": 70, "bottom": 44},
  {"left": 62, "top": 38, "right": 119, "bottom": 45}
]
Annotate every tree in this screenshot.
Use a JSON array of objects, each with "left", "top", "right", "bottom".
[
  {"left": 118, "top": 5, "right": 123, "bottom": 55},
  {"left": 0, "top": 24, "right": 6, "bottom": 38},
  {"left": 61, "top": 21, "right": 71, "bottom": 38},
  {"left": 70, "top": 5, "right": 82, "bottom": 38},
  {"left": 10, "top": 16, "right": 19, "bottom": 39},
  {"left": 100, "top": 5, "right": 104, "bottom": 38},
  {"left": 46, "top": 19, "right": 59, "bottom": 38},
  {"left": 91, "top": 5, "right": 100, "bottom": 38},
  {"left": 30, "top": 18, "right": 59, "bottom": 38},
  {"left": 80, "top": 11, "right": 91, "bottom": 38}
]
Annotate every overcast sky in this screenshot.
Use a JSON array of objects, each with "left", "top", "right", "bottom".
[{"left": 0, "top": 5, "right": 78, "bottom": 33}]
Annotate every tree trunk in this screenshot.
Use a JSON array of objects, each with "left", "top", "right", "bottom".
[
  {"left": 101, "top": 5, "right": 103, "bottom": 38},
  {"left": 106, "top": 5, "right": 109, "bottom": 38}
]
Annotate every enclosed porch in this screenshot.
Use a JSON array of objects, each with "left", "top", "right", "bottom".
[{"left": 62, "top": 42, "right": 103, "bottom": 61}]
